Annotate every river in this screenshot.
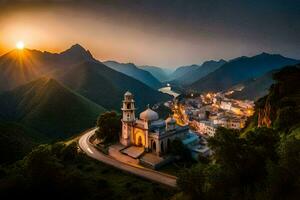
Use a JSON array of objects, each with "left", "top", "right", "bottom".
[{"left": 158, "top": 85, "right": 180, "bottom": 98}]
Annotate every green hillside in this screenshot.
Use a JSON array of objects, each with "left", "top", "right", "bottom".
[
  {"left": 0, "top": 77, "right": 105, "bottom": 139},
  {"left": 58, "top": 61, "right": 170, "bottom": 111},
  {"left": 0, "top": 121, "right": 47, "bottom": 164}
]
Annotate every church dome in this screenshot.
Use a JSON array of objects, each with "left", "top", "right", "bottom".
[
  {"left": 166, "top": 116, "right": 176, "bottom": 124},
  {"left": 140, "top": 107, "right": 159, "bottom": 121},
  {"left": 124, "top": 91, "right": 132, "bottom": 96}
]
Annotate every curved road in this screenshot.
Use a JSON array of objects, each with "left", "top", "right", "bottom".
[{"left": 78, "top": 129, "right": 177, "bottom": 187}]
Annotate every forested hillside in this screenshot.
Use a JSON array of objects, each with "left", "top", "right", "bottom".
[
  {"left": 0, "top": 77, "right": 105, "bottom": 139},
  {"left": 177, "top": 65, "right": 300, "bottom": 200}
]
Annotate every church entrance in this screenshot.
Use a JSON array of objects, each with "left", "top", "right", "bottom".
[
  {"left": 134, "top": 129, "right": 145, "bottom": 147},
  {"left": 152, "top": 141, "right": 156, "bottom": 152},
  {"left": 137, "top": 136, "right": 142, "bottom": 146}
]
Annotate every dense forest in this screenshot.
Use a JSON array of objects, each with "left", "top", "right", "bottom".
[{"left": 0, "top": 142, "right": 175, "bottom": 199}]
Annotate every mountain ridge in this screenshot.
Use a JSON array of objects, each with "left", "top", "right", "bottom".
[
  {"left": 0, "top": 45, "right": 170, "bottom": 110},
  {"left": 169, "top": 64, "right": 199, "bottom": 81},
  {"left": 189, "top": 53, "right": 300, "bottom": 93},
  {"left": 103, "top": 60, "right": 162, "bottom": 89},
  {"left": 171, "top": 59, "right": 226, "bottom": 85}
]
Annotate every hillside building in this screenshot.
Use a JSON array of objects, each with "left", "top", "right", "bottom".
[{"left": 120, "top": 91, "right": 189, "bottom": 156}]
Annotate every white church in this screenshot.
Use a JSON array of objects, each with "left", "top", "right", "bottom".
[{"left": 120, "top": 91, "right": 189, "bottom": 156}]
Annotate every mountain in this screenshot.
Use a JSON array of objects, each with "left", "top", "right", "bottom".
[
  {"left": 169, "top": 64, "right": 199, "bottom": 81},
  {"left": 0, "top": 44, "right": 170, "bottom": 110},
  {"left": 172, "top": 59, "right": 226, "bottom": 85},
  {"left": 138, "top": 65, "right": 170, "bottom": 82},
  {"left": 58, "top": 61, "right": 170, "bottom": 111},
  {"left": 229, "top": 70, "right": 276, "bottom": 101},
  {"left": 189, "top": 53, "right": 300, "bottom": 93},
  {"left": 59, "top": 44, "right": 94, "bottom": 62},
  {"left": 0, "top": 49, "right": 50, "bottom": 91},
  {"left": 0, "top": 77, "right": 105, "bottom": 139},
  {"left": 103, "top": 61, "right": 162, "bottom": 89},
  {"left": 0, "top": 44, "right": 94, "bottom": 92}
]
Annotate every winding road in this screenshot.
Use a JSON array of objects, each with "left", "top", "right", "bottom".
[{"left": 78, "top": 129, "right": 177, "bottom": 187}]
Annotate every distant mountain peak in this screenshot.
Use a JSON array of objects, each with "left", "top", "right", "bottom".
[
  {"left": 252, "top": 52, "right": 289, "bottom": 60},
  {"left": 69, "top": 43, "right": 86, "bottom": 51},
  {"left": 123, "top": 62, "right": 138, "bottom": 69},
  {"left": 256, "top": 52, "right": 276, "bottom": 57},
  {"left": 60, "top": 44, "right": 93, "bottom": 60},
  {"left": 255, "top": 52, "right": 286, "bottom": 58},
  {"left": 201, "top": 59, "right": 227, "bottom": 66},
  {"left": 260, "top": 52, "right": 270, "bottom": 55}
]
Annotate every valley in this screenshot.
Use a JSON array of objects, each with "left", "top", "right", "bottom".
[{"left": 1, "top": 1, "right": 300, "bottom": 199}]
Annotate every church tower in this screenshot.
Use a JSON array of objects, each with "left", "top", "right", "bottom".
[{"left": 120, "top": 91, "right": 136, "bottom": 146}]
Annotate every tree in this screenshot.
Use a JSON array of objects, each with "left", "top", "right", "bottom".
[
  {"left": 95, "top": 111, "right": 121, "bottom": 144},
  {"left": 177, "top": 164, "right": 206, "bottom": 199},
  {"left": 170, "top": 138, "right": 184, "bottom": 155},
  {"left": 178, "top": 163, "right": 230, "bottom": 200},
  {"left": 170, "top": 138, "right": 192, "bottom": 162},
  {"left": 265, "top": 129, "right": 300, "bottom": 200}
]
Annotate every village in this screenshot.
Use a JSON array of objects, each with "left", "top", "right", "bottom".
[
  {"left": 170, "top": 91, "right": 254, "bottom": 137},
  {"left": 83, "top": 88, "right": 255, "bottom": 173}
]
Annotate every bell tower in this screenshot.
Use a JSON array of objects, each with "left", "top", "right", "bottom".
[{"left": 120, "top": 91, "right": 136, "bottom": 146}]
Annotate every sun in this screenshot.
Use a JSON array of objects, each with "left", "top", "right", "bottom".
[{"left": 16, "top": 41, "right": 25, "bottom": 50}]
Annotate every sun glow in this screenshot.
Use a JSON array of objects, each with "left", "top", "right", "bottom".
[{"left": 16, "top": 41, "right": 25, "bottom": 49}]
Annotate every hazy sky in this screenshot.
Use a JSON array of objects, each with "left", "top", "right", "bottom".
[{"left": 0, "top": 0, "right": 299, "bottom": 67}]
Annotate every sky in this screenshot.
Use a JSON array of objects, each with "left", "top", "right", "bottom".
[{"left": 0, "top": 0, "right": 299, "bottom": 67}]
